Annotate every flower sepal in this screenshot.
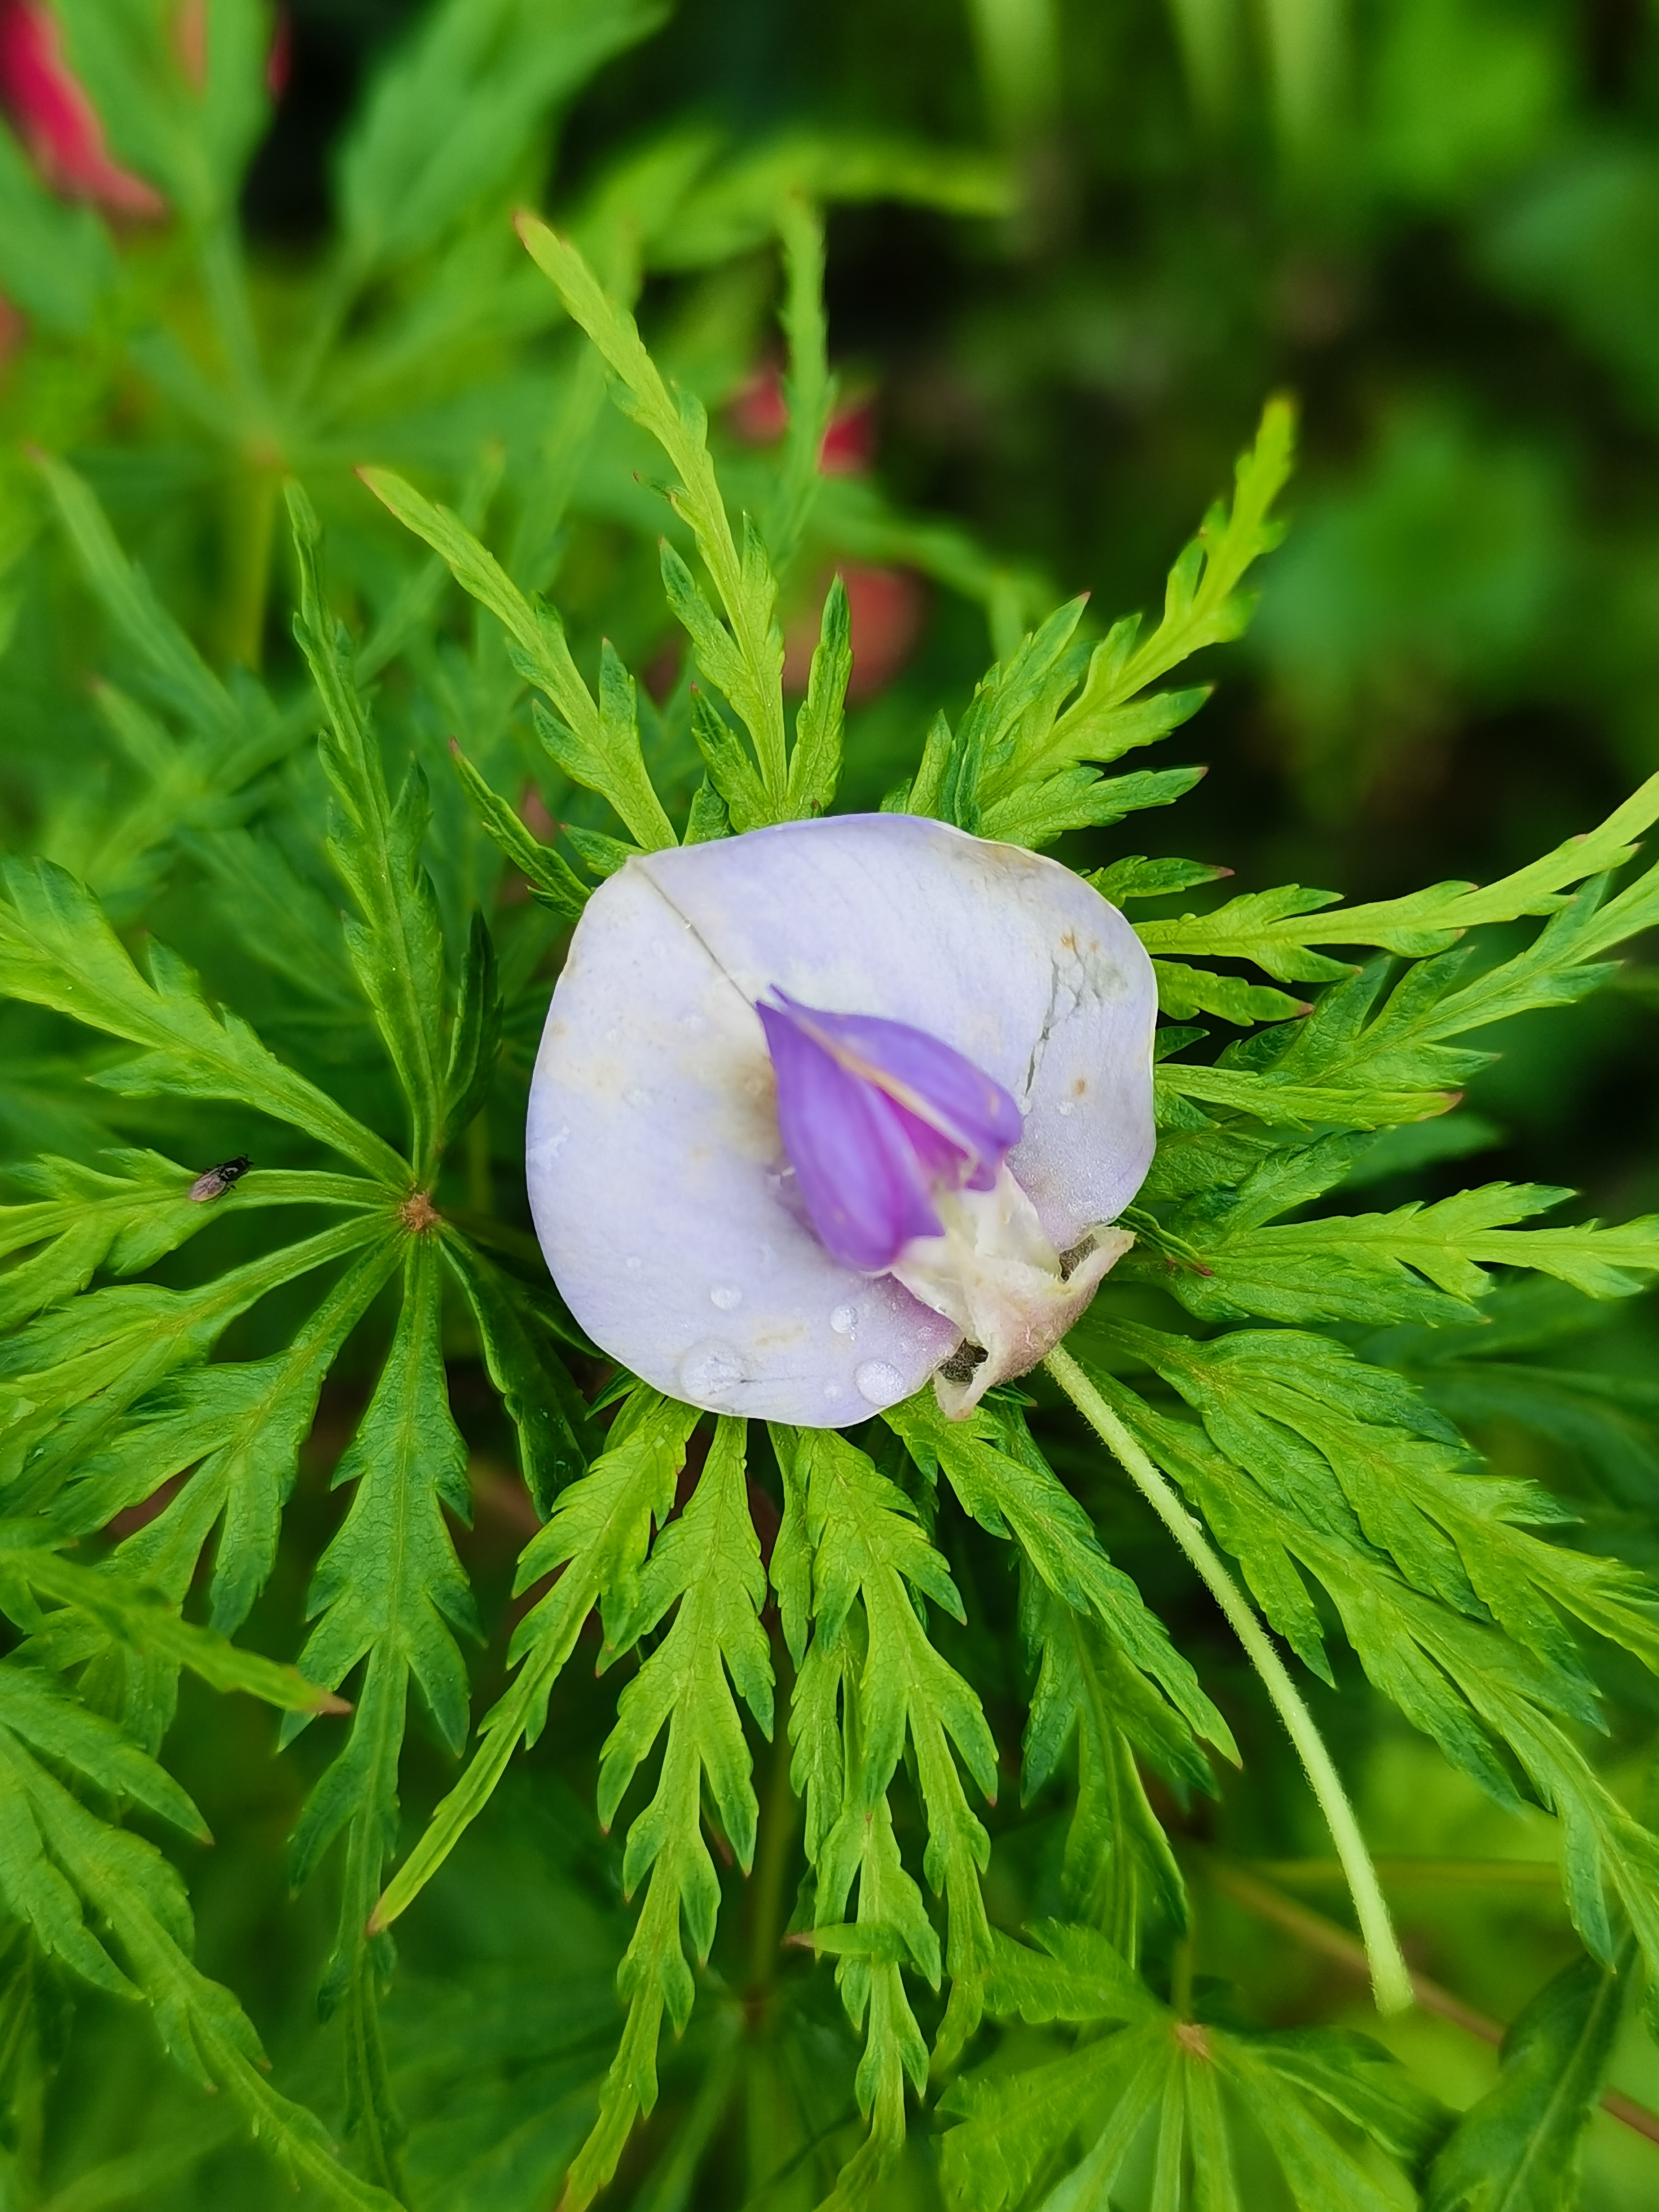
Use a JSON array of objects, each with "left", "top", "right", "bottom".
[{"left": 891, "top": 1167, "right": 1134, "bottom": 1416}]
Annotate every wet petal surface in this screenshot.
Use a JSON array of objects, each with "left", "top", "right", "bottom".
[{"left": 526, "top": 813, "right": 1157, "bottom": 1425}]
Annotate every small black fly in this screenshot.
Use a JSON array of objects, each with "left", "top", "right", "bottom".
[{"left": 188, "top": 1154, "right": 252, "bottom": 1203}]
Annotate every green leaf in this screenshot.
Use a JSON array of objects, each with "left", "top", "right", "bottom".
[
  {"left": 1427, "top": 1948, "right": 1628, "bottom": 2212},
  {"left": 0, "top": 1532, "right": 349, "bottom": 1719},
  {"left": 920, "top": 402, "right": 1292, "bottom": 849},
  {"left": 1152, "top": 1178, "right": 1659, "bottom": 1326},
  {"left": 516, "top": 217, "right": 790, "bottom": 800},
  {"left": 1019, "top": 1575, "right": 1194, "bottom": 1952},
  {"left": 0, "top": 1214, "right": 391, "bottom": 1521},
  {"left": 786, "top": 574, "right": 852, "bottom": 818},
  {"left": 0, "top": 1149, "right": 341, "bottom": 1332},
  {"left": 1090, "top": 855, "right": 1234, "bottom": 904},
  {"left": 447, "top": 740, "right": 589, "bottom": 921},
  {"left": 360, "top": 468, "right": 676, "bottom": 851},
  {"left": 769, "top": 194, "right": 834, "bottom": 576},
  {"left": 1085, "top": 1365, "right": 1659, "bottom": 1992},
  {"left": 649, "top": 130, "right": 1012, "bottom": 271},
  {"left": 60, "top": 1237, "right": 401, "bottom": 1644},
  {"left": 9, "top": 1712, "right": 397, "bottom": 2208},
  {"left": 888, "top": 1392, "right": 1235, "bottom": 1761},
  {"left": 337, "top": 0, "right": 665, "bottom": 278},
  {"left": 0, "top": 859, "right": 408, "bottom": 1185},
  {"left": 284, "top": 1234, "right": 481, "bottom": 2183},
  {"left": 0, "top": 128, "right": 113, "bottom": 332},
  {"left": 567, "top": 1417, "right": 771, "bottom": 2207},
  {"left": 440, "top": 1227, "right": 596, "bottom": 1515},
  {"left": 780, "top": 1425, "right": 996, "bottom": 2105},
  {"left": 688, "top": 683, "right": 770, "bottom": 831},
  {"left": 0, "top": 1661, "right": 205, "bottom": 1841},
  {"left": 54, "top": 0, "right": 268, "bottom": 225},
  {"left": 441, "top": 914, "right": 504, "bottom": 1149},
  {"left": 944, "top": 1923, "right": 1447, "bottom": 2212},
  {"left": 370, "top": 1388, "right": 701, "bottom": 1935},
  {"left": 289, "top": 486, "right": 447, "bottom": 1176},
  {"left": 1137, "top": 781, "right": 1659, "bottom": 974},
  {"left": 1153, "top": 959, "right": 1310, "bottom": 1026}
]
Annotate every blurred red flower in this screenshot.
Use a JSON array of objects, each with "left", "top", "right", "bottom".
[
  {"left": 784, "top": 562, "right": 926, "bottom": 703},
  {"left": 0, "top": 0, "right": 164, "bottom": 216},
  {"left": 730, "top": 362, "right": 923, "bottom": 700}
]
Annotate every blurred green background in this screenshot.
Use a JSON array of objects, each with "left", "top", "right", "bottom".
[{"left": 6, "top": 0, "right": 1659, "bottom": 2204}]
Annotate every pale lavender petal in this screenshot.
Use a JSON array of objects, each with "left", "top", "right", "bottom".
[
  {"left": 757, "top": 1000, "right": 941, "bottom": 1269},
  {"left": 526, "top": 813, "right": 1157, "bottom": 1426}
]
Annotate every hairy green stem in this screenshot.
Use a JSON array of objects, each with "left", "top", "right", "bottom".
[{"left": 1045, "top": 1345, "right": 1413, "bottom": 2016}]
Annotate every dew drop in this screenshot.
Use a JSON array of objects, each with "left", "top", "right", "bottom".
[
  {"left": 680, "top": 1341, "right": 747, "bottom": 1404},
  {"left": 830, "top": 1304, "right": 858, "bottom": 1335},
  {"left": 855, "top": 1359, "right": 906, "bottom": 1406},
  {"left": 1056, "top": 1097, "right": 1076, "bottom": 1117},
  {"left": 709, "top": 1285, "right": 742, "bottom": 1310}
]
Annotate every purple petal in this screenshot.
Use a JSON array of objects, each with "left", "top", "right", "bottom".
[
  {"left": 767, "top": 992, "right": 1023, "bottom": 1181},
  {"left": 757, "top": 1001, "right": 942, "bottom": 1269}
]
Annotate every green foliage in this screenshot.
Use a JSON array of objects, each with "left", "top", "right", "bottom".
[
  {"left": 939, "top": 1923, "right": 1448, "bottom": 2212},
  {"left": 1426, "top": 1945, "right": 1629, "bottom": 2212},
  {"left": 2, "top": 7, "right": 1659, "bottom": 2207}
]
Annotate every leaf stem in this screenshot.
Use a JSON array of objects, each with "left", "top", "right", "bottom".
[
  {"left": 1202, "top": 1857, "right": 1659, "bottom": 2153},
  {"left": 1045, "top": 1344, "right": 1413, "bottom": 2016}
]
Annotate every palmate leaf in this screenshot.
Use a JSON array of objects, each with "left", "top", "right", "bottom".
[
  {"left": 1427, "top": 1945, "right": 1630, "bottom": 2212},
  {"left": 0, "top": 1213, "right": 390, "bottom": 1519},
  {"left": 0, "top": 1149, "right": 367, "bottom": 1331},
  {"left": 0, "top": 858, "right": 407, "bottom": 1183},
  {"left": 0, "top": 1527, "right": 347, "bottom": 1721},
  {"left": 336, "top": 0, "right": 665, "bottom": 282},
  {"left": 32, "top": 458, "right": 311, "bottom": 905},
  {"left": 1102, "top": 1323, "right": 1659, "bottom": 1688},
  {"left": 57, "top": 1235, "right": 402, "bottom": 1635},
  {"left": 939, "top": 1922, "right": 1447, "bottom": 2212},
  {"left": 566, "top": 1418, "right": 772, "bottom": 2209},
  {"left": 3, "top": 1711, "right": 398, "bottom": 2211}
]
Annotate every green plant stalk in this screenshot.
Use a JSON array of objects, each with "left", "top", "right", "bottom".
[{"left": 1045, "top": 1343, "right": 1413, "bottom": 2016}]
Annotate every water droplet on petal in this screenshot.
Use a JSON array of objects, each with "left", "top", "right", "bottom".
[
  {"left": 710, "top": 1285, "right": 742, "bottom": 1310},
  {"left": 855, "top": 1359, "right": 906, "bottom": 1406},
  {"left": 680, "top": 1341, "right": 747, "bottom": 1405},
  {"left": 830, "top": 1304, "right": 858, "bottom": 1335}
]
